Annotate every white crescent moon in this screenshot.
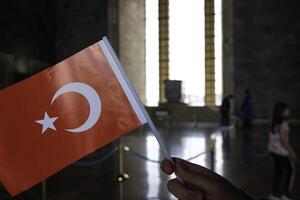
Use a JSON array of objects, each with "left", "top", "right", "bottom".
[{"left": 51, "top": 82, "right": 101, "bottom": 133}]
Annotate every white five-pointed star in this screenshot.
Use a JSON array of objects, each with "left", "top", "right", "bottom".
[{"left": 35, "top": 112, "right": 58, "bottom": 134}]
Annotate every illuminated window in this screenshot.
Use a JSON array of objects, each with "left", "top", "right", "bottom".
[
  {"left": 215, "top": 0, "right": 223, "bottom": 105},
  {"left": 169, "top": 0, "right": 205, "bottom": 106},
  {"left": 145, "top": 0, "right": 159, "bottom": 106},
  {"left": 145, "top": 0, "right": 222, "bottom": 106}
]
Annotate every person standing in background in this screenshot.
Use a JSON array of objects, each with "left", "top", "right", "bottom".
[
  {"left": 220, "top": 94, "right": 234, "bottom": 127},
  {"left": 241, "top": 89, "right": 254, "bottom": 129},
  {"left": 268, "top": 102, "right": 297, "bottom": 200}
]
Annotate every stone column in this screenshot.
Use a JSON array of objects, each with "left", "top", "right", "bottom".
[
  {"left": 119, "top": 0, "right": 146, "bottom": 103},
  {"left": 108, "top": 0, "right": 119, "bottom": 51},
  {"left": 158, "top": 0, "right": 169, "bottom": 103},
  {"left": 204, "top": 0, "right": 216, "bottom": 105},
  {"left": 223, "top": 0, "right": 234, "bottom": 97}
]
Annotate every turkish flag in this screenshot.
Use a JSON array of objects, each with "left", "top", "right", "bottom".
[{"left": 0, "top": 38, "right": 147, "bottom": 196}]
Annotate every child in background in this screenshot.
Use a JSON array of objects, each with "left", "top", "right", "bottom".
[{"left": 268, "top": 102, "right": 297, "bottom": 200}]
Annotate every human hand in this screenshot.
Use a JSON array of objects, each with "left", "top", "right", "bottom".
[{"left": 161, "top": 158, "right": 253, "bottom": 200}]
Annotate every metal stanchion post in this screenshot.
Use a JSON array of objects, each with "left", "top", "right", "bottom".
[
  {"left": 117, "top": 138, "right": 129, "bottom": 200},
  {"left": 209, "top": 138, "right": 216, "bottom": 171},
  {"left": 42, "top": 180, "right": 47, "bottom": 200},
  {"left": 119, "top": 180, "right": 123, "bottom": 200},
  {"left": 119, "top": 138, "right": 124, "bottom": 176},
  {"left": 118, "top": 138, "right": 123, "bottom": 200}
]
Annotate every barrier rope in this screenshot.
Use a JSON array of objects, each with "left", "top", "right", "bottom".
[
  {"left": 123, "top": 146, "right": 161, "bottom": 163},
  {"left": 30, "top": 142, "right": 214, "bottom": 200},
  {"left": 146, "top": 197, "right": 176, "bottom": 200},
  {"left": 186, "top": 151, "right": 208, "bottom": 161},
  {"left": 73, "top": 145, "right": 209, "bottom": 166},
  {"left": 124, "top": 146, "right": 207, "bottom": 164},
  {"left": 74, "top": 147, "right": 118, "bottom": 166}
]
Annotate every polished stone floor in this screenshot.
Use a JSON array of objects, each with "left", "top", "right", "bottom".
[
  {"left": 122, "top": 123, "right": 300, "bottom": 200},
  {"left": 1, "top": 123, "right": 300, "bottom": 200}
]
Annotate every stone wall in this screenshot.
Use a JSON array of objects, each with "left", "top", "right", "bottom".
[
  {"left": 0, "top": 0, "right": 56, "bottom": 63},
  {"left": 55, "top": 0, "right": 109, "bottom": 61},
  {"left": 119, "top": 0, "right": 146, "bottom": 102},
  {"left": 0, "top": 0, "right": 56, "bottom": 88},
  {"left": 222, "top": 0, "right": 234, "bottom": 97},
  {"left": 233, "top": 0, "right": 300, "bottom": 118}
]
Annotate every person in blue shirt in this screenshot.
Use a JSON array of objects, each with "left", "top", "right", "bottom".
[{"left": 220, "top": 94, "right": 234, "bottom": 127}]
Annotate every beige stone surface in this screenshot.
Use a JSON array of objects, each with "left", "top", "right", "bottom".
[{"left": 119, "top": 0, "right": 146, "bottom": 103}]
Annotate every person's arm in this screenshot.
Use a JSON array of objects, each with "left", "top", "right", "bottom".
[
  {"left": 279, "top": 123, "right": 298, "bottom": 161},
  {"left": 161, "top": 158, "right": 263, "bottom": 200}
]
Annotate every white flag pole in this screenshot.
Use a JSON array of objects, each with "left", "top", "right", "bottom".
[{"left": 100, "top": 37, "right": 173, "bottom": 162}]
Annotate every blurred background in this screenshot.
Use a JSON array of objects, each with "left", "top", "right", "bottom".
[{"left": 0, "top": 0, "right": 299, "bottom": 199}]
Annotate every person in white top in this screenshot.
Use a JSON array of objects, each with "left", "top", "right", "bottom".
[{"left": 268, "top": 102, "right": 298, "bottom": 200}]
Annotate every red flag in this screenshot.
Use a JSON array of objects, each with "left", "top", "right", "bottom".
[{"left": 0, "top": 38, "right": 147, "bottom": 196}]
